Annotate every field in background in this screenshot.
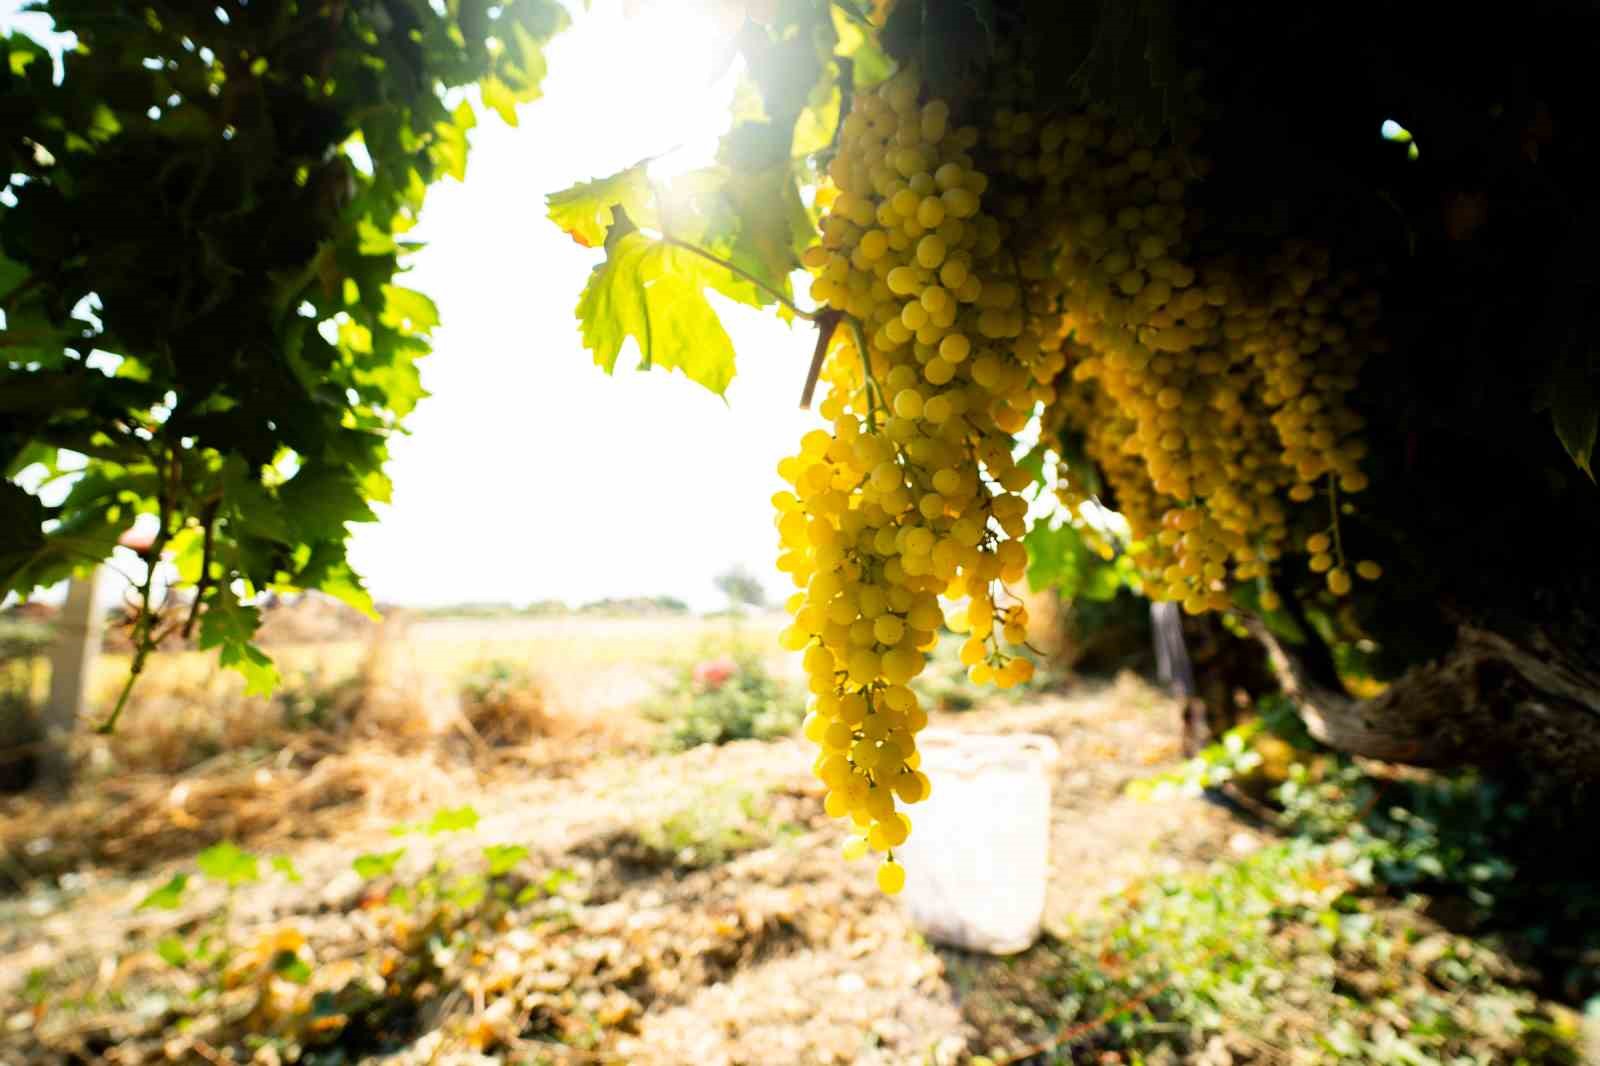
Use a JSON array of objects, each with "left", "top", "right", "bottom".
[
  {"left": 0, "top": 613, "right": 791, "bottom": 890},
  {"left": 1, "top": 611, "right": 1591, "bottom": 1064},
  {"left": 88, "top": 612, "right": 792, "bottom": 723}
]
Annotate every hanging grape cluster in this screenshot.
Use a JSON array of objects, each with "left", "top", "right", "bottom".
[
  {"left": 775, "top": 67, "right": 1054, "bottom": 894},
  {"left": 778, "top": 54, "right": 1381, "bottom": 892}
]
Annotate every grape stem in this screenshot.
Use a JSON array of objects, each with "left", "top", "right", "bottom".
[
  {"left": 800, "top": 311, "right": 838, "bottom": 409},
  {"left": 98, "top": 443, "right": 180, "bottom": 734},
  {"left": 1326, "top": 475, "right": 1346, "bottom": 569}
]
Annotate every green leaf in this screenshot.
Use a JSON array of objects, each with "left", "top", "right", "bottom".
[
  {"left": 483, "top": 843, "right": 529, "bottom": 876},
  {"left": 425, "top": 805, "right": 480, "bottom": 835},
  {"left": 723, "top": 169, "right": 812, "bottom": 308},
  {"left": 480, "top": 76, "right": 520, "bottom": 126},
  {"left": 509, "top": 19, "right": 554, "bottom": 100},
  {"left": 432, "top": 106, "right": 474, "bottom": 182},
  {"left": 0, "top": 254, "right": 27, "bottom": 298},
  {"left": 298, "top": 543, "right": 378, "bottom": 618},
  {"left": 197, "top": 586, "right": 280, "bottom": 696},
  {"left": 575, "top": 231, "right": 744, "bottom": 395},
  {"left": 830, "top": 4, "right": 893, "bottom": 87},
  {"left": 381, "top": 285, "right": 440, "bottom": 335},
  {"left": 1023, "top": 519, "right": 1091, "bottom": 598},
  {"left": 196, "top": 841, "right": 260, "bottom": 887},
  {"left": 1550, "top": 373, "right": 1597, "bottom": 480},
  {"left": 446, "top": 875, "right": 487, "bottom": 910},
  {"left": 1080, "top": 560, "right": 1123, "bottom": 602},
  {"left": 221, "top": 459, "right": 294, "bottom": 545},
  {"left": 278, "top": 461, "right": 378, "bottom": 542},
  {"left": 1016, "top": 443, "right": 1048, "bottom": 485},
  {"left": 547, "top": 163, "right": 657, "bottom": 249},
  {"left": 0, "top": 482, "right": 47, "bottom": 594},
  {"left": 138, "top": 874, "right": 189, "bottom": 911},
  {"left": 357, "top": 218, "right": 399, "bottom": 256},
  {"left": 791, "top": 78, "right": 842, "bottom": 158},
  {"left": 156, "top": 936, "right": 190, "bottom": 967},
  {"left": 271, "top": 950, "right": 313, "bottom": 984},
  {"left": 9, "top": 47, "right": 38, "bottom": 77},
  {"left": 271, "top": 856, "right": 303, "bottom": 883},
  {"left": 352, "top": 848, "right": 406, "bottom": 879}
]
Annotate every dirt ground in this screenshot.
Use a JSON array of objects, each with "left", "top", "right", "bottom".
[{"left": 0, "top": 672, "right": 1255, "bottom": 1065}]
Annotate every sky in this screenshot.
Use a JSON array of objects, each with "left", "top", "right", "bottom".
[
  {"left": 341, "top": 4, "right": 818, "bottom": 611},
  {"left": 4, "top": 1, "right": 823, "bottom": 613}
]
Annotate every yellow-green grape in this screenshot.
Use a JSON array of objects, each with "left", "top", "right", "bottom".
[
  {"left": 1327, "top": 568, "right": 1353, "bottom": 596},
  {"left": 876, "top": 858, "right": 907, "bottom": 895}
]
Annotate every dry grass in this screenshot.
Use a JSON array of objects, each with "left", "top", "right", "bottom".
[{"left": 0, "top": 614, "right": 781, "bottom": 888}]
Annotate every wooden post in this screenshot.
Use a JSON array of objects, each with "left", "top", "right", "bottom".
[
  {"left": 40, "top": 573, "right": 105, "bottom": 791},
  {"left": 1151, "top": 601, "right": 1211, "bottom": 755}
]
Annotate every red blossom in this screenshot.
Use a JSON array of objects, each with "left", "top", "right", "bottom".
[{"left": 692, "top": 656, "right": 738, "bottom": 690}]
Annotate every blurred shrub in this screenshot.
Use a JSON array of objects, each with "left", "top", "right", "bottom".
[
  {"left": 993, "top": 777, "right": 1588, "bottom": 1063},
  {"left": 635, "top": 786, "right": 778, "bottom": 868},
  {"left": 1127, "top": 694, "right": 1319, "bottom": 800},
  {"left": 0, "top": 620, "right": 50, "bottom": 791},
  {"left": 645, "top": 652, "right": 803, "bottom": 750},
  {"left": 0, "top": 619, "right": 52, "bottom": 664},
  {"left": 457, "top": 660, "right": 553, "bottom": 746},
  {"left": 98, "top": 662, "right": 365, "bottom": 774},
  {"left": 1061, "top": 711, "right": 1600, "bottom": 1061},
  {"left": 273, "top": 667, "right": 365, "bottom": 733}
]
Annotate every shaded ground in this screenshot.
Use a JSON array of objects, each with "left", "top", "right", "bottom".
[{"left": 1, "top": 671, "right": 1261, "bottom": 1064}]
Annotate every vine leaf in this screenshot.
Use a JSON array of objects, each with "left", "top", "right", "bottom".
[
  {"left": 1023, "top": 519, "right": 1121, "bottom": 602},
  {"left": 278, "top": 461, "right": 378, "bottom": 543},
  {"left": 547, "top": 163, "right": 657, "bottom": 249},
  {"left": 483, "top": 843, "right": 530, "bottom": 875},
  {"left": 431, "top": 100, "right": 478, "bottom": 182},
  {"left": 137, "top": 874, "right": 189, "bottom": 911},
  {"left": 830, "top": 4, "right": 893, "bottom": 87},
  {"left": 197, "top": 585, "right": 279, "bottom": 697},
  {"left": 480, "top": 77, "right": 521, "bottom": 126},
  {"left": 196, "top": 841, "right": 261, "bottom": 886},
  {"left": 424, "top": 805, "right": 480, "bottom": 835},
  {"left": 1549, "top": 362, "right": 1597, "bottom": 481},
  {"left": 352, "top": 849, "right": 406, "bottom": 879},
  {"left": 661, "top": 166, "right": 807, "bottom": 310},
  {"left": 575, "top": 230, "right": 744, "bottom": 395},
  {"left": 791, "top": 78, "right": 842, "bottom": 157},
  {"left": 298, "top": 543, "right": 378, "bottom": 618},
  {"left": 0, "top": 482, "right": 46, "bottom": 592}
]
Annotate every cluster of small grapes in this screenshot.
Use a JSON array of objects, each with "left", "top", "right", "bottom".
[
  {"left": 779, "top": 47, "right": 1390, "bottom": 892},
  {"left": 974, "top": 63, "right": 1384, "bottom": 610},
  {"left": 775, "top": 68, "right": 1055, "bottom": 894}
]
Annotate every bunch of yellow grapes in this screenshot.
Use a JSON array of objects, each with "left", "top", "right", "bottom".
[
  {"left": 780, "top": 59, "right": 1381, "bottom": 893},
  {"left": 987, "top": 62, "right": 1383, "bottom": 611},
  {"left": 776, "top": 67, "right": 1055, "bottom": 894}
]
